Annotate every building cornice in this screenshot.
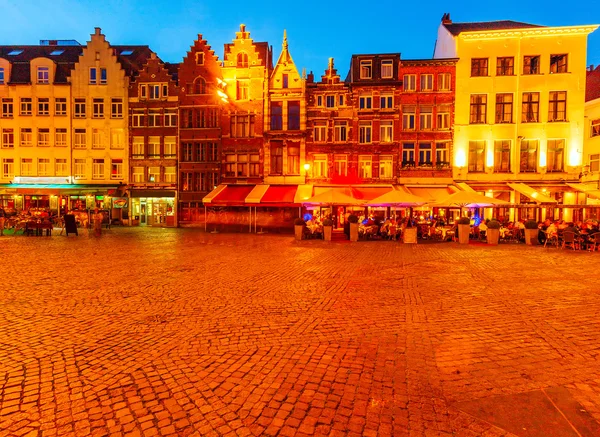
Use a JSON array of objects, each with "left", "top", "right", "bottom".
[{"left": 459, "top": 25, "right": 599, "bottom": 39}]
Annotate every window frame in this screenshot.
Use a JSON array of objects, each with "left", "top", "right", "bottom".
[{"left": 471, "top": 58, "right": 489, "bottom": 77}]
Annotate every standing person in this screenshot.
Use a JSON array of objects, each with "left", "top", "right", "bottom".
[
  {"left": 92, "top": 208, "right": 103, "bottom": 236},
  {"left": 0, "top": 206, "right": 5, "bottom": 236}
]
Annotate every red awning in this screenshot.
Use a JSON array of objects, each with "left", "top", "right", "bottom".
[
  {"left": 260, "top": 185, "right": 299, "bottom": 206},
  {"left": 210, "top": 185, "right": 255, "bottom": 206}
]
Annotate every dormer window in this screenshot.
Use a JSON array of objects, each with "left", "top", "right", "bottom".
[
  {"left": 237, "top": 52, "right": 248, "bottom": 68},
  {"left": 37, "top": 67, "right": 49, "bottom": 84},
  {"left": 360, "top": 60, "right": 372, "bottom": 79},
  {"left": 282, "top": 74, "right": 289, "bottom": 89},
  {"left": 7, "top": 50, "right": 23, "bottom": 56},
  {"left": 381, "top": 60, "right": 393, "bottom": 79}
]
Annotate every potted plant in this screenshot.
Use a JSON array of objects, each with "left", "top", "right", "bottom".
[
  {"left": 348, "top": 214, "right": 359, "bottom": 242},
  {"left": 294, "top": 217, "right": 305, "bottom": 241},
  {"left": 524, "top": 220, "right": 539, "bottom": 245},
  {"left": 403, "top": 219, "right": 418, "bottom": 244},
  {"left": 323, "top": 218, "right": 333, "bottom": 241},
  {"left": 456, "top": 216, "right": 471, "bottom": 244},
  {"left": 486, "top": 219, "right": 501, "bottom": 245}
]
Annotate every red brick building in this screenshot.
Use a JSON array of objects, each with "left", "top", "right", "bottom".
[
  {"left": 178, "top": 34, "right": 222, "bottom": 224},
  {"left": 128, "top": 52, "right": 179, "bottom": 226}
]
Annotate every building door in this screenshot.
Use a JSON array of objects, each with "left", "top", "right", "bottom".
[{"left": 140, "top": 201, "right": 147, "bottom": 226}]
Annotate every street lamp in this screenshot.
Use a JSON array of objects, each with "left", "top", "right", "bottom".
[{"left": 303, "top": 163, "right": 310, "bottom": 183}]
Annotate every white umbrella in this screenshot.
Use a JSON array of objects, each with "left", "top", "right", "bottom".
[
  {"left": 434, "top": 191, "right": 510, "bottom": 208},
  {"left": 365, "top": 189, "right": 429, "bottom": 207}
]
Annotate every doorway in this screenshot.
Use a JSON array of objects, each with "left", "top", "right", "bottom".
[{"left": 140, "top": 201, "right": 147, "bottom": 226}]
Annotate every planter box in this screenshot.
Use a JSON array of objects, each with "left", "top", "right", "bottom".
[
  {"left": 294, "top": 225, "right": 303, "bottom": 241},
  {"left": 349, "top": 223, "right": 359, "bottom": 242},
  {"left": 323, "top": 226, "right": 332, "bottom": 241},
  {"left": 403, "top": 227, "right": 418, "bottom": 244},
  {"left": 487, "top": 228, "right": 500, "bottom": 245},
  {"left": 524, "top": 228, "right": 538, "bottom": 245},
  {"left": 458, "top": 224, "right": 470, "bottom": 244}
]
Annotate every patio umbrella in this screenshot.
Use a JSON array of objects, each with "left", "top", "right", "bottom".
[
  {"left": 365, "top": 189, "right": 429, "bottom": 207},
  {"left": 434, "top": 191, "right": 510, "bottom": 208},
  {"left": 302, "top": 189, "right": 364, "bottom": 206}
]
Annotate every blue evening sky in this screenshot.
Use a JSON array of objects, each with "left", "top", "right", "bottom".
[{"left": 1, "top": 0, "right": 599, "bottom": 76}]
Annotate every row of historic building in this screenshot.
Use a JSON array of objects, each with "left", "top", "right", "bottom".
[{"left": 0, "top": 15, "right": 599, "bottom": 229}]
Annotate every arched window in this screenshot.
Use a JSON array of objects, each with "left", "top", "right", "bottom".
[
  {"left": 193, "top": 77, "right": 206, "bottom": 94},
  {"left": 237, "top": 52, "right": 249, "bottom": 68}
]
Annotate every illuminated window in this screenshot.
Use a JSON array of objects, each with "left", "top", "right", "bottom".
[
  {"left": 469, "top": 94, "right": 487, "bottom": 124},
  {"left": 164, "top": 137, "right": 176, "bottom": 158},
  {"left": 495, "top": 93, "right": 513, "bottom": 123},
  {"left": 38, "top": 158, "right": 51, "bottom": 176},
  {"left": 471, "top": 58, "right": 488, "bottom": 77},
  {"left": 193, "top": 77, "right": 206, "bottom": 94},
  {"left": 494, "top": 140, "right": 511, "bottom": 173},
  {"left": 37, "top": 128, "right": 50, "bottom": 147},
  {"left": 73, "top": 129, "right": 86, "bottom": 149},
  {"left": 287, "top": 145, "right": 299, "bottom": 174},
  {"left": 520, "top": 140, "right": 538, "bottom": 173},
  {"left": 591, "top": 119, "right": 600, "bottom": 137},
  {"left": 164, "top": 166, "right": 176, "bottom": 183},
  {"left": 590, "top": 154, "right": 600, "bottom": 172},
  {"left": 20, "top": 128, "right": 32, "bottom": 147},
  {"left": 523, "top": 55, "right": 540, "bottom": 75},
  {"left": 360, "top": 60, "right": 372, "bottom": 79},
  {"left": 92, "top": 159, "right": 105, "bottom": 179},
  {"left": 548, "top": 91, "right": 567, "bottom": 122},
  {"left": 313, "top": 122, "right": 326, "bottom": 142},
  {"left": 436, "top": 106, "right": 450, "bottom": 130},
  {"left": 55, "top": 159, "right": 68, "bottom": 176},
  {"left": 496, "top": 57, "right": 514, "bottom": 76},
  {"left": 358, "top": 155, "right": 372, "bottom": 178},
  {"left": 379, "top": 156, "right": 393, "bottom": 178},
  {"left": 334, "top": 155, "right": 347, "bottom": 177},
  {"left": 74, "top": 159, "right": 86, "bottom": 179},
  {"left": 522, "top": 92, "right": 539, "bottom": 122},
  {"left": 419, "top": 106, "right": 432, "bottom": 130},
  {"left": 237, "top": 52, "right": 248, "bottom": 67},
  {"left": 546, "top": 139, "right": 565, "bottom": 172},
  {"left": 380, "top": 120, "right": 393, "bottom": 143},
  {"left": 468, "top": 141, "right": 485, "bottom": 173},
  {"left": 110, "top": 159, "right": 123, "bottom": 179},
  {"left": 402, "top": 106, "right": 415, "bottom": 130},
  {"left": 132, "top": 167, "right": 144, "bottom": 183},
  {"left": 55, "top": 129, "right": 67, "bottom": 147},
  {"left": 110, "top": 129, "right": 124, "bottom": 149},
  {"left": 2, "top": 159, "right": 14, "bottom": 178},
  {"left": 148, "top": 166, "right": 160, "bottom": 182},
  {"left": 21, "top": 158, "right": 33, "bottom": 176},
  {"left": 92, "top": 128, "right": 103, "bottom": 149},
  {"left": 148, "top": 137, "right": 161, "bottom": 158},
  {"left": 236, "top": 80, "right": 249, "bottom": 100},
  {"left": 313, "top": 154, "right": 328, "bottom": 177},
  {"left": 550, "top": 54, "right": 568, "bottom": 74}
]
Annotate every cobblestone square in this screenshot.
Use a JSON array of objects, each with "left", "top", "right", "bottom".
[{"left": 1, "top": 228, "right": 599, "bottom": 436}]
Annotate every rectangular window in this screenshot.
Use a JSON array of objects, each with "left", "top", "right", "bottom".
[
  {"left": 470, "top": 94, "right": 487, "bottom": 124},
  {"left": 592, "top": 119, "right": 600, "bottom": 138},
  {"left": 132, "top": 109, "right": 145, "bottom": 127},
  {"left": 437, "top": 106, "right": 450, "bottom": 130},
  {"left": 288, "top": 101, "right": 300, "bottom": 130},
  {"left": 148, "top": 85, "right": 160, "bottom": 100},
  {"left": 402, "top": 106, "right": 415, "bottom": 130},
  {"left": 380, "top": 120, "right": 393, "bottom": 143},
  {"left": 207, "top": 143, "right": 218, "bottom": 161},
  {"left": 494, "top": 140, "right": 511, "bottom": 173},
  {"left": 148, "top": 167, "right": 160, "bottom": 183},
  {"left": 196, "top": 52, "right": 204, "bottom": 65},
  {"left": 282, "top": 74, "right": 289, "bottom": 89},
  {"left": 314, "top": 154, "right": 328, "bottom": 178},
  {"left": 92, "top": 159, "right": 105, "bottom": 179},
  {"left": 438, "top": 73, "right": 451, "bottom": 91},
  {"left": 546, "top": 139, "right": 565, "bottom": 172},
  {"left": 339, "top": 95, "right": 344, "bottom": 106},
  {"left": 92, "top": 128, "right": 103, "bottom": 149},
  {"left": 38, "top": 158, "right": 51, "bottom": 176},
  {"left": 403, "top": 74, "right": 416, "bottom": 91},
  {"left": 334, "top": 121, "right": 347, "bottom": 142},
  {"left": 402, "top": 143, "right": 415, "bottom": 166},
  {"left": 230, "top": 114, "right": 254, "bottom": 138},
  {"left": 100, "top": 68, "right": 107, "bottom": 84},
  {"left": 419, "top": 106, "right": 432, "bottom": 130},
  {"left": 313, "top": 122, "right": 327, "bottom": 142},
  {"left": 20, "top": 128, "right": 32, "bottom": 147},
  {"left": 148, "top": 110, "right": 162, "bottom": 127},
  {"left": 74, "top": 159, "right": 86, "bottom": 179},
  {"left": 164, "top": 166, "right": 176, "bottom": 183},
  {"left": 270, "top": 102, "right": 282, "bottom": 130},
  {"left": 495, "top": 93, "right": 513, "bottom": 123},
  {"left": 359, "top": 95, "right": 372, "bottom": 110},
  {"left": 181, "top": 143, "right": 192, "bottom": 162},
  {"left": 89, "top": 68, "right": 97, "bottom": 84},
  {"left": 360, "top": 60, "right": 372, "bottom": 79},
  {"left": 471, "top": 58, "right": 488, "bottom": 77},
  {"left": 270, "top": 142, "right": 283, "bottom": 174},
  {"left": 132, "top": 167, "right": 144, "bottom": 183},
  {"left": 317, "top": 95, "right": 323, "bottom": 107},
  {"left": 249, "top": 154, "right": 260, "bottom": 177},
  {"left": 420, "top": 74, "right": 433, "bottom": 91},
  {"left": 380, "top": 93, "right": 393, "bottom": 109},
  {"left": 148, "top": 137, "right": 160, "bottom": 158},
  {"left": 20, "top": 98, "right": 32, "bottom": 116},
  {"left": 55, "top": 128, "right": 67, "bottom": 147},
  {"left": 109, "top": 159, "right": 123, "bottom": 179},
  {"left": 379, "top": 156, "right": 393, "bottom": 179},
  {"left": 418, "top": 143, "right": 432, "bottom": 166},
  {"left": 590, "top": 154, "right": 600, "bottom": 172},
  {"left": 55, "top": 159, "right": 68, "bottom": 176},
  {"left": 2, "top": 159, "right": 14, "bottom": 179},
  {"left": 520, "top": 140, "right": 538, "bottom": 173},
  {"left": 523, "top": 55, "right": 540, "bottom": 74},
  {"left": 236, "top": 154, "right": 248, "bottom": 178},
  {"left": 522, "top": 92, "right": 540, "bottom": 122},
  {"left": 164, "top": 136, "right": 176, "bottom": 158},
  {"left": 37, "top": 66, "right": 49, "bottom": 84},
  {"left": 225, "top": 154, "right": 236, "bottom": 177},
  {"left": 496, "top": 57, "right": 514, "bottom": 76},
  {"left": 236, "top": 80, "right": 249, "bottom": 100},
  {"left": 37, "top": 98, "right": 50, "bottom": 115},
  {"left": 468, "top": 140, "right": 485, "bottom": 173},
  {"left": 548, "top": 91, "right": 567, "bottom": 122},
  {"left": 358, "top": 155, "right": 372, "bottom": 179},
  {"left": 550, "top": 54, "right": 568, "bottom": 74},
  {"left": 110, "top": 129, "right": 124, "bottom": 149},
  {"left": 0, "top": 67, "right": 4, "bottom": 84},
  {"left": 55, "top": 98, "right": 67, "bottom": 116},
  {"left": 73, "top": 129, "right": 86, "bottom": 149},
  {"left": 288, "top": 145, "right": 300, "bottom": 174},
  {"left": 326, "top": 95, "right": 335, "bottom": 108},
  {"left": 74, "top": 98, "right": 86, "bottom": 118},
  {"left": 37, "top": 128, "right": 50, "bottom": 147},
  {"left": 333, "top": 155, "right": 347, "bottom": 177},
  {"left": 2, "top": 98, "right": 13, "bottom": 117},
  {"left": 381, "top": 60, "right": 393, "bottom": 79},
  {"left": 21, "top": 158, "right": 33, "bottom": 176},
  {"left": 359, "top": 122, "right": 372, "bottom": 144},
  {"left": 164, "top": 108, "right": 177, "bottom": 127},
  {"left": 2, "top": 129, "right": 14, "bottom": 148},
  {"left": 93, "top": 98, "right": 104, "bottom": 118},
  {"left": 435, "top": 143, "right": 449, "bottom": 166},
  {"left": 111, "top": 98, "right": 123, "bottom": 118},
  {"left": 140, "top": 84, "right": 147, "bottom": 99}
]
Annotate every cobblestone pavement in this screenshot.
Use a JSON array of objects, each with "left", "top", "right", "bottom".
[{"left": 1, "top": 228, "right": 599, "bottom": 437}]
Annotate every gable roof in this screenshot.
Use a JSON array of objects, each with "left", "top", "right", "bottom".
[
  {"left": 443, "top": 20, "right": 545, "bottom": 35},
  {"left": 113, "top": 45, "right": 153, "bottom": 77},
  {"left": 587, "top": 67, "right": 600, "bottom": 102},
  {"left": 0, "top": 45, "right": 83, "bottom": 84}
]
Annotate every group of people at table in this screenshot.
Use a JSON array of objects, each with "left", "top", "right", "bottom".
[{"left": 0, "top": 208, "right": 105, "bottom": 236}]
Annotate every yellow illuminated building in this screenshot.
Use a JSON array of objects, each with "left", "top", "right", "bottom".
[
  {"left": 434, "top": 14, "right": 598, "bottom": 221},
  {"left": 580, "top": 66, "right": 600, "bottom": 215}
]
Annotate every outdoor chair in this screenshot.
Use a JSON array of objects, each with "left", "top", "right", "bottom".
[
  {"left": 543, "top": 231, "right": 559, "bottom": 248},
  {"left": 561, "top": 231, "right": 579, "bottom": 250}
]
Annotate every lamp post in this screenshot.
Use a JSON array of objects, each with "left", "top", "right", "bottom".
[{"left": 303, "top": 163, "right": 310, "bottom": 184}]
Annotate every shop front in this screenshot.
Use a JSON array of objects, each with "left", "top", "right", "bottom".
[{"left": 128, "top": 190, "right": 176, "bottom": 227}]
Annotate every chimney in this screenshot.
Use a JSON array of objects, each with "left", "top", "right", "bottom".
[
  {"left": 94, "top": 27, "right": 102, "bottom": 36},
  {"left": 442, "top": 13, "right": 452, "bottom": 24},
  {"left": 589, "top": 64, "right": 595, "bottom": 71},
  {"left": 240, "top": 24, "right": 246, "bottom": 33}
]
